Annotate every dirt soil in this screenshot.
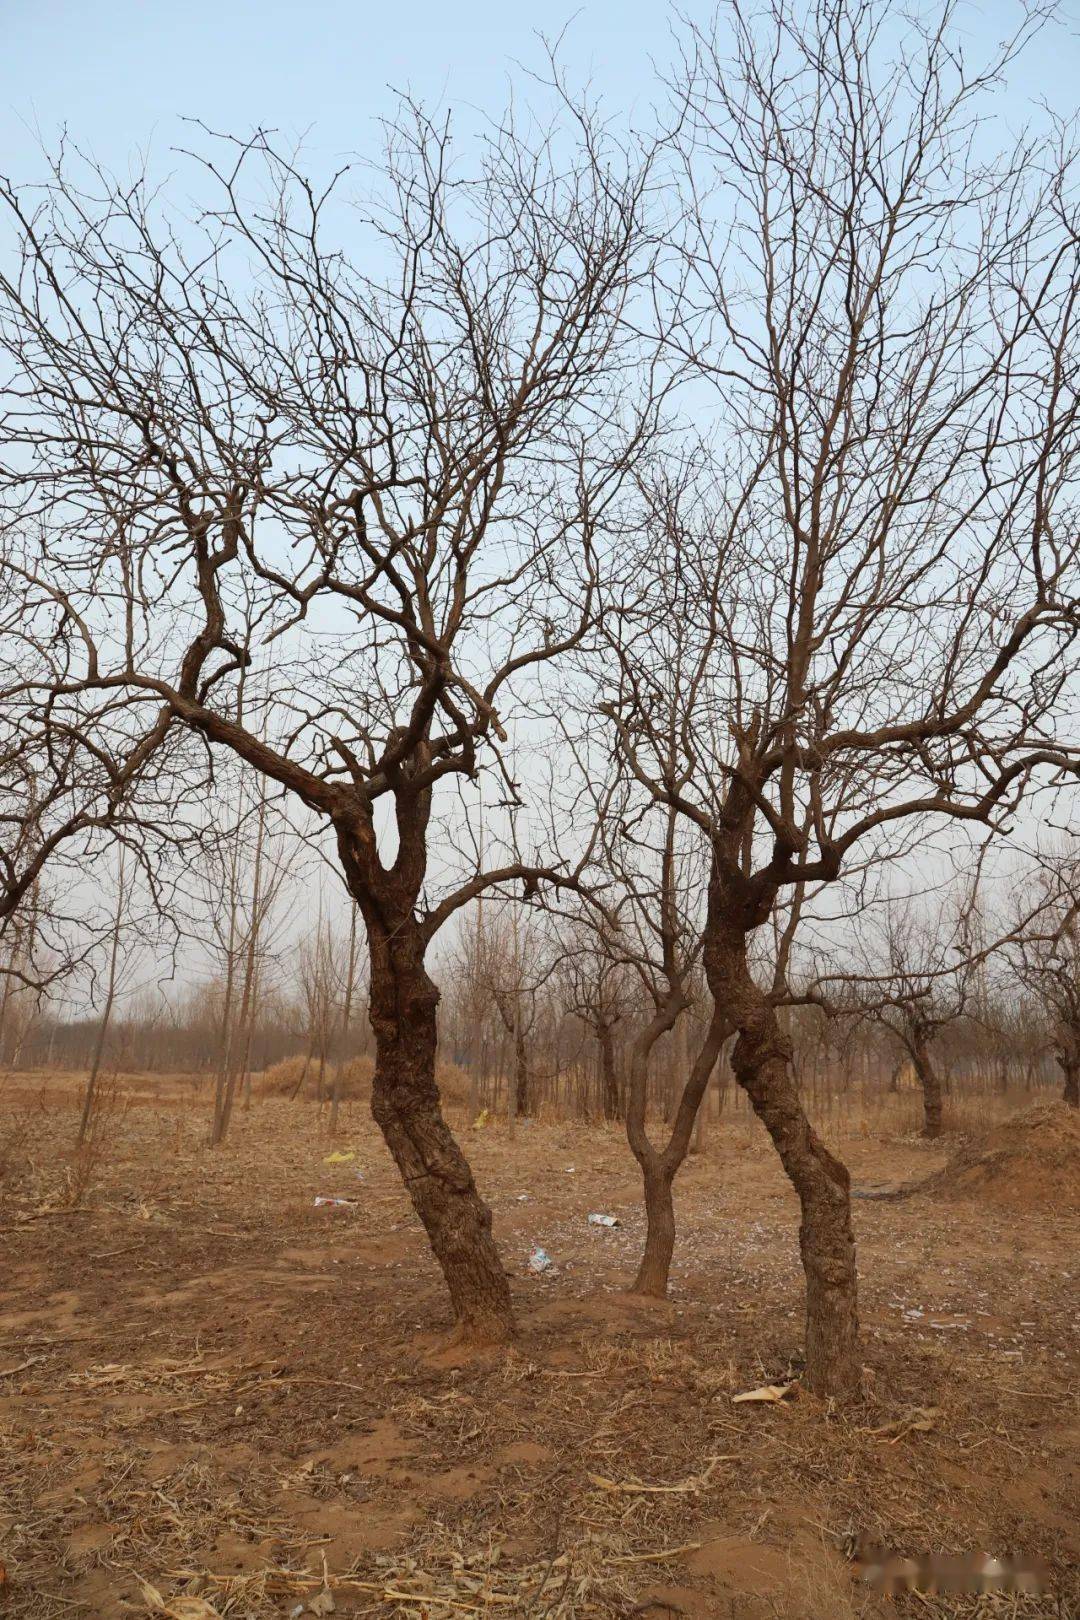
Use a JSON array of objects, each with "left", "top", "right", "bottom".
[
  {"left": 0, "top": 1075, "right": 1077, "bottom": 1620},
  {"left": 922, "top": 1102, "right": 1080, "bottom": 1212}
]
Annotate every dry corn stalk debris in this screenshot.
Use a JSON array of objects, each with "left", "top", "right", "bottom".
[
  {"left": 158, "top": 1534, "right": 687, "bottom": 1618},
  {"left": 587, "top": 1456, "right": 736, "bottom": 1495}
]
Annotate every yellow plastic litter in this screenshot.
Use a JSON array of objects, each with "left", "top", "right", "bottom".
[
  {"left": 323, "top": 1149, "right": 356, "bottom": 1165},
  {"left": 472, "top": 1109, "right": 490, "bottom": 1130}
]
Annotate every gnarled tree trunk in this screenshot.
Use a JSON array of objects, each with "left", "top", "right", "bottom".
[
  {"left": 366, "top": 919, "right": 514, "bottom": 1344},
  {"left": 706, "top": 890, "right": 859, "bottom": 1400},
  {"left": 729, "top": 1015, "right": 859, "bottom": 1397},
  {"left": 910, "top": 1038, "right": 944, "bottom": 1138}
]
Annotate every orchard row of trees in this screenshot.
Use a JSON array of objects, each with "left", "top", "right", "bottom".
[
  {"left": 1, "top": 833, "right": 1072, "bottom": 1126},
  {"left": 2, "top": 0, "right": 1079, "bottom": 1396}
]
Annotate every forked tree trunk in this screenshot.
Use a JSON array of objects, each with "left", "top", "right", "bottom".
[
  {"left": 366, "top": 926, "right": 514, "bottom": 1344},
  {"left": 626, "top": 1005, "right": 725, "bottom": 1300},
  {"left": 494, "top": 983, "right": 530, "bottom": 1120}
]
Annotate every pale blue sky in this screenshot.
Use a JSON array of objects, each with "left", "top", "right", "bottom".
[
  {"left": 1, "top": 0, "right": 664, "bottom": 179},
  {"left": 2, "top": 0, "right": 1078, "bottom": 186}
]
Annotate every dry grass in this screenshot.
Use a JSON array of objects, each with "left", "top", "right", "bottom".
[
  {"left": 252, "top": 1055, "right": 473, "bottom": 1109},
  {"left": 253, "top": 1053, "right": 375, "bottom": 1100}
]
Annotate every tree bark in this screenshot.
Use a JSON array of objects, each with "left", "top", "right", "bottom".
[
  {"left": 633, "top": 1159, "right": 675, "bottom": 1295},
  {"left": 705, "top": 893, "right": 859, "bottom": 1400},
  {"left": 366, "top": 922, "right": 514, "bottom": 1343},
  {"left": 626, "top": 1004, "right": 725, "bottom": 1300},
  {"left": 911, "top": 1039, "right": 943, "bottom": 1138},
  {"left": 1059, "top": 1053, "right": 1080, "bottom": 1108},
  {"left": 598, "top": 1020, "right": 620, "bottom": 1122},
  {"left": 78, "top": 848, "right": 127, "bottom": 1146},
  {"left": 729, "top": 1015, "right": 859, "bottom": 1398},
  {"left": 513, "top": 1020, "right": 529, "bottom": 1118}
]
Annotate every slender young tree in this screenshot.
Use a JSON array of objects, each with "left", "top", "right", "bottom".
[
  {"left": 329, "top": 902, "right": 361, "bottom": 1135},
  {"left": 210, "top": 781, "right": 292, "bottom": 1140},
  {"left": 477, "top": 908, "right": 542, "bottom": 1120},
  {"left": 77, "top": 844, "right": 129, "bottom": 1144},
  {"left": 557, "top": 783, "right": 726, "bottom": 1296},
  {"left": 556, "top": 918, "right": 632, "bottom": 1122}
]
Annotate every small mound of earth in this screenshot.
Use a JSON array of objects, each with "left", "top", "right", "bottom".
[{"left": 924, "top": 1101, "right": 1080, "bottom": 1213}]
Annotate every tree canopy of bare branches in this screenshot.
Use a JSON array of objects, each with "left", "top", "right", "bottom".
[
  {"left": 578, "top": 0, "right": 1080, "bottom": 1393},
  {"left": 0, "top": 96, "right": 665, "bottom": 1341}
]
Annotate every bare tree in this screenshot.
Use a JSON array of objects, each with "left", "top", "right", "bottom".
[
  {"left": 329, "top": 900, "right": 362, "bottom": 1135},
  {"left": 208, "top": 782, "right": 292, "bottom": 1142},
  {"left": 1009, "top": 855, "right": 1080, "bottom": 1108},
  {"left": 837, "top": 889, "right": 982, "bottom": 1139},
  {"left": 0, "top": 98, "right": 661, "bottom": 1340},
  {"left": 0, "top": 581, "right": 209, "bottom": 999},
  {"left": 590, "top": 0, "right": 1080, "bottom": 1394},
  {"left": 556, "top": 917, "right": 632, "bottom": 1122},
  {"left": 474, "top": 906, "right": 545, "bottom": 1121},
  {"left": 612, "top": 805, "right": 725, "bottom": 1297},
  {"left": 77, "top": 845, "right": 129, "bottom": 1144},
  {"left": 295, "top": 895, "right": 340, "bottom": 1106}
]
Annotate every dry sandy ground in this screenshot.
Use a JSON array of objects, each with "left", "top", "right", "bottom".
[{"left": 0, "top": 1075, "right": 1077, "bottom": 1619}]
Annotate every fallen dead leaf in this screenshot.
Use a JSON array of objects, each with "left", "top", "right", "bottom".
[{"left": 731, "top": 1382, "right": 796, "bottom": 1405}]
